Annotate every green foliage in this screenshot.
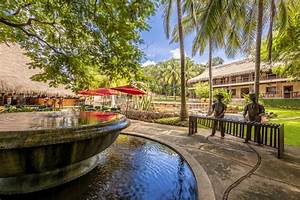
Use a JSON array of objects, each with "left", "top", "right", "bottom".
[
  {"left": 0, "top": 0, "right": 157, "bottom": 91},
  {"left": 214, "top": 88, "right": 232, "bottom": 105},
  {"left": 143, "top": 57, "right": 205, "bottom": 96},
  {"left": 154, "top": 117, "right": 188, "bottom": 127},
  {"left": 260, "top": 0, "right": 299, "bottom": 78},
  {"left": 195, "top": 83, "right": 232, "bottom": 104},
  {"left": 2, "top": 105, "right": 53, "bottom": 112},
  {"left": 194, "top": 82, "right": 209, "bottom": 98},
  {"left": 210, "top": 57, "right": 224, "bottom": 66},
  {"left": 261, "top": 99, "right": 300, "bottom": 109},
  {"left": 134, "top": 95, "right": 153, "bottom": 111}
]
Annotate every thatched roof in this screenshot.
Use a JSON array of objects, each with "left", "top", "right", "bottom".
[
  {"left": 188, "top": 59, "right": 273, "bottom": 85},
  {"left": 0, "top": 44, "right": 75, "bottom": 97}
]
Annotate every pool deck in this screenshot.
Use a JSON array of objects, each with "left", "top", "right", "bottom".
[{"left": 122, "top": 120, "right": 300, "bottom": 200}]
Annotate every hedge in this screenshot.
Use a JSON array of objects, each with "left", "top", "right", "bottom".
[
  {"left": 120, "top": 110, "right": 179, "bottom": 122},
  {"left": 261, "top": 99, "right": 300, "bottom": 109}
]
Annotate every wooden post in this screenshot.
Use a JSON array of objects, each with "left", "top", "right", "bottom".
[
  {"left": 278, "top": 124, "right": 284, "bottom": 158},
  {"left": 194, "top": 118, "right": 198, "bottom": 134},
  {"left": 188, "top": 116, "right": 193, "bottom": 135}
]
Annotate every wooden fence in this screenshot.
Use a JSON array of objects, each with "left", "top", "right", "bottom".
[{"left": 189, "top": 115, "right": 284, "bottom": 158}]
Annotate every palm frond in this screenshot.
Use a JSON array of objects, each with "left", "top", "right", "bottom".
[{"left": 162, "top": 0, "right": 173, "bottom": 39}]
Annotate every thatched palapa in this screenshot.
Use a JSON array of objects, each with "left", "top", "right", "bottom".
[{"left": 0, "top": 44, "right": 74, "bottom": 97}]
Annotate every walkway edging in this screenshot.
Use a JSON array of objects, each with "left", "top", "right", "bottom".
[{"left": 121, "top": 131, "right": 216, "bottom": 200}]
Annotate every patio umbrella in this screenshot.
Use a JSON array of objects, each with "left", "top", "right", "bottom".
[
  {"left": 111, "top": 85, "right": 146, "bottom": 113},
  {"left": 78, "top": 90, "right": 104, "bottom": 105},
  {"left": 110, "top": 85, "right": 146, "bottom": 95},
  {"left": 90, "top": 88, "right": 118, "bottom": 96},
  {"left": 90, "top": 88, "right": 118, "bottom": 107}
]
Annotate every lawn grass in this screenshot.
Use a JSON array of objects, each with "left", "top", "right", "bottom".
[{"left": 266, "top": 107, "right": 300, "bottom": 147}]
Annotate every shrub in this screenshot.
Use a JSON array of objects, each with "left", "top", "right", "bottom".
[
  {"left": 154, "top": 117, "right": 188, "bottom": 127},
  {"left": 214, "top": 88, "right": 232, "bottom": 105},
  {"left": 195, "top": 82, "right": 209, "bottom": 98},
  {"left": 121, "top": 110, "right": 179, "bottom": 122},
  {"left": 195, "top": 83, "right": 232, "bottom": 104}
]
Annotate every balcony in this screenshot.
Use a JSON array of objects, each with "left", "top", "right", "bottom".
[
  {"left": 213, "top": 74, "right": 284, "bottom": 86},
  {"left": 261, "top": 91, "right": 300, "bottom": 99}
]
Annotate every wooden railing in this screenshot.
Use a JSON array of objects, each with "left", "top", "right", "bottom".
[{"left": 189, "top": 115, "right": 284, "bottom": 158}]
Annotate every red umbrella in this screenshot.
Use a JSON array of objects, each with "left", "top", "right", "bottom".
[
  {"left": 110, "top": 85, "right": 146, "bottom": 95},
  {"left": 90, "top": 88, "right": 118, "bottom": 96}
]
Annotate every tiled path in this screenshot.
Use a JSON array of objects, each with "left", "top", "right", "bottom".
[{"left": 123, "top": 120, "right": 300, "bottom": 200}]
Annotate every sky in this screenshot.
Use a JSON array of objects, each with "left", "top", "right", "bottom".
[{"left": 140, "top": 6, "right": 246, "bottom": 67}]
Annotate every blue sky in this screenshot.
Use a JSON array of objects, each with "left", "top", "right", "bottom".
[{"left": 140, "top": 6, "right": 246, "bottom": 66}]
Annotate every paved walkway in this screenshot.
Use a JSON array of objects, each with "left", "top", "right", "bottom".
[{"left": 122, "top": 120, "right": 300, "bottom": 200}]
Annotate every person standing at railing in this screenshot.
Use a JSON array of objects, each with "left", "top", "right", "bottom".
[
  {"left": 208, "top": 93, "right": 227, "bottom": 138},
  {"left": 243, "top": 93, "right": 265, "bottom": 144}
]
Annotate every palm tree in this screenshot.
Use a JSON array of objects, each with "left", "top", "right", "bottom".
[
  {"left": 267, "top": 0, "right": 287, "bottom": 63},
  {"left": 254, "top": 0, "right": 264, "bottom": 99},
  {"left": 162, "top": 0, "right": 188, "bottom": 120},
  {"left": 172, "top": 0, "right": 244, "bottom": 112},
  {"left": 163, "top": 60, "right": 180, "bottom": 98}
]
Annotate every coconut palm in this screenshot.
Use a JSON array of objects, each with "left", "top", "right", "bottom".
[
  {"left": 267, "top": 0, "right": 287, "bottom": 63},
  {"left": 241, "top": 0, "right": 287, "bottom": 99},
  {"left": 164, "top": 60, "right": 180, "bottom": 98},
  {"left": 172, "top": 0, "right": 245, "bottom": 112},
  {"left": 162, "top": 0, "right": 190, "bottom": 120}
]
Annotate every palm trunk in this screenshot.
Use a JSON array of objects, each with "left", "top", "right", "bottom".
[
  {"left": 208, "top": 38, "right": 213, "bottom": 113},
  {"left": 267, "top": 0, "right": 275, "bottom": 63},
  {"left": 176, "top": 0, "right": 188, "bottom": 120},
  {"left": 254, "top": 0, "right": 264, "bottom": 100}
]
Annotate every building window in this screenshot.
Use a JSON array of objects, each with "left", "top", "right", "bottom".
[
  {"left": 241, "top": 74, "right": 250, "bottom": 82},
  {"left": 231, "top": 77, "right": 236, "bottom": 83},
  {"left": 266, "top": 87, "right": 277, "bottom": 94},
  {"left": 231, "top": 89, "right": 236, "bottom": 96},
  {"left": 266, "top": 72, "right": 277, "bottom": 79}
]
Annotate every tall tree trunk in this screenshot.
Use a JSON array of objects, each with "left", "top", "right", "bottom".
[
  {"left": 173, "top": 75, "right": 176, "bottom": 99},
  {"left": 208, "top": 38, "right": 213, "bottom": 113},
  {"left": 268, "top": 0, "right": 275, "bottom": 63},
  {"left": 176, "top": 0, "right": 188, "bottom": 120},
  {"left": 254, "top": 0, "right": 264, "bottom": 100}
]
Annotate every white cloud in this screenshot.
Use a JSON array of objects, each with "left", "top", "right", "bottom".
[
  {"left": 142, "top": 60, "right": 156, "bottom": 67},
  {"left": 170, "top": 48, "right": 181, "bottom": 59},
  {"left": 170, "top": 48, "right": 187, "bottom": 59}
]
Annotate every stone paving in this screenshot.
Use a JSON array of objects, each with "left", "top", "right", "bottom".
[{"left": 122, "top": 120, "right": 300, "bottom": 200}]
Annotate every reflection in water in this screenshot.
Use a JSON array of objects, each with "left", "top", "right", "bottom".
[
  {"left": 0, "top": 111, "right": 120, "bottom": 132},
  {"left": 1, "top": 135, "right": 197, "bottom": 200}
]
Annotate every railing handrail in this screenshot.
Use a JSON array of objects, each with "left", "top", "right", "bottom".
[{"left": 189, "top": 114, "right": 284, "bottom": 158}]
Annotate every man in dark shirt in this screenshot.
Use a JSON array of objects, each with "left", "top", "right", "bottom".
[
  {"left": 209, "top": 93, "right": 227, "bottom": 138},
  {"left": 243, "top": 93, "right": 265, "bottom": 143}
]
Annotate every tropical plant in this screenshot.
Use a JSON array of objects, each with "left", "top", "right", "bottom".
[
  {"left": 266, "top": 0, "right": 287, "bottom": 63},
  {"left": 0, "top": 0, "right": 157, "bottom": 91},
  {"left": 162, "top": 0, "right": 188, "bottom": 120},
  {"left": 213, "top": 88, "right": 232, "bottom": 105},
  {"left": 194, "top": 82, "right": 209, "bottom": 99},
  {"left": 268, "top": 0, "right": 300, "bottom": 79},
  {"left": 211, "top": 57, "right": 224, "bottom": 66},
  {"left": 142, "top": 57, "right": 205, "bottom": 97},
  {"left": 195, "top": 83, "right": 232, "bottom": 105},
  {"left": 172, "top": 1, "right": 245, "bottom": 113}
]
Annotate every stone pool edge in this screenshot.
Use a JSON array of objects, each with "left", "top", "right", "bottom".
[{"left": 121, "top": 131, "right": 216, "bottom": 200}]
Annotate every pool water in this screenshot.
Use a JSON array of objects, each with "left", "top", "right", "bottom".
[{"left": 1, "top": 135, "right": 197, "bottom": 200}]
